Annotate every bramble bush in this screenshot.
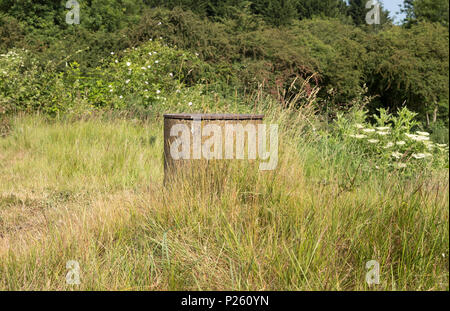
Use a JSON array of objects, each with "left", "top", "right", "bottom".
[
  {"left": 64, "top": 38, "right": 228, "bottom": 114},
  {"left": 0, "top": 48, "right": 90, "bottom": 115},
  {"left": 1, "top": 6, "right": 448, "bottom": 125},
  {"left": 0, "top": 39, "right": 239, "bottom": 116},
  {"left": 0, "top": 49, "right": 39, "bottom": 114},
  {"left": 103, "top": 39, "right": 200, "bottom": 109}
]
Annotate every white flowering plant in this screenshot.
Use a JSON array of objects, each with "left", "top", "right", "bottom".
[
  {"left": 98, "top": 39, "right": 208, "bottom": 110},
  {"left": 1, "top": 40, "right": 242, "bottom": 116},
  {"left": 0, "top": 49, "right": 40, "bottom": 114},
  {"left": 1, "top": 49, "right": 96, "bottom": 115},
  {"left": 89, "top": 39, "right": 244, "bottom": 114},
  {"left": 333, "top": 106, "right": 449, "bottom": 171}
]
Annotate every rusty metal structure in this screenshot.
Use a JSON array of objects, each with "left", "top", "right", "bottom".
[{"left": 163, "top": 113, "right": 264, "bottom": 182}]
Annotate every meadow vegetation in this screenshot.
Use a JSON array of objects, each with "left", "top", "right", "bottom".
[
  {"left": 0, "top": 1, "right": 448, "bottom": 290},
  {"left": 0, "top": 105, "right": 448, "bottom": 290}
]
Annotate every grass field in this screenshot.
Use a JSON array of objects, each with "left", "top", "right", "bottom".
[{"left": 0, "top": 113, "right": 448, "bottom": 290}]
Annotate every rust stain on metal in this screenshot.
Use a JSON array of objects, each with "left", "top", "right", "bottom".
[
  {"left": 164, "top": 113, "right": 264, "bottom": 121},
  {"left": 163, "top": 113, "right": 265, "bottom": 183}
]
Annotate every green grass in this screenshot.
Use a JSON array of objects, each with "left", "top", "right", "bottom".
[{"left": 0, "top": 113, "right": 448, "bottom": 290}]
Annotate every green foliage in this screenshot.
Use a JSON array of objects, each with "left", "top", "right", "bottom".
[
  {"left": 296, "top": 0, "right": 348, "bottom": 20},
  {"left": 364, "top": 22, "right": 449, "bottom": 124},
  {"left": 0, "top": 14, "right": 24, "bottom": 49},
  {"left": 333, "top": 106, "right": 449, "bottom": 171},
  {"left": 0, "top": 0, "right": 64, "bottom": 30},
  {"left": 145, "top": 0, "right": 349, "bottom": 24},
  {"left": 250, "top": 0, "right": 298, "bottom": 25},
  {"left": 0, "top": 4, "right": 448, "bottom": 128},
  {"left": 0, "top": 38, "right": 234, "bottom": 115},
  {"left": 402, "top": 0, "right": 449, "bottom": 27},
  {"left": 0, "top": 49, "right": 42, "bottom": 113},
  {"left": 292, "top": 18, "right": 368, "bottom": 101}
]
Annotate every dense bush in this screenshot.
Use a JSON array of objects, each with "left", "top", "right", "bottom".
[
  {"left": 0, "top": 38, "right": 238, "bottom": 116},
  {"left": 0, "top": 3, "right": 448, "bottom": 130},
  {"left": 364, "top": 22, "right": 449, "bottom": 125}
]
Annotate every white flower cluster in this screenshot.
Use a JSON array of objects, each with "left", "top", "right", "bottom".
[
  {"left": 348, "top": 123, "right": 448, "bottom": 169},
  {"left": 405, "top": 132, "right": 430, "bottom": 142}
]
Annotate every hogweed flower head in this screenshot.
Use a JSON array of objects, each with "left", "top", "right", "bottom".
[
  {"left": 350, "top": 134, "right": 367, "bottom": 139},
  {"left": 392, "top": 152, "right": 402, "bottom": 159},
  {"left": 376, "top": 126, "right": 390, "bottom": 131}
]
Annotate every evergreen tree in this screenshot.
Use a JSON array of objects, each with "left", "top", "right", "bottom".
[
  {"left": 250, "top": 0, "right": 298, "bottom": 25},
  {"left": 402, "top": 0, "right": 449, "bottom": 26},
  {"left": 296, "top": 0, "right": 348, "bottom": 20}
]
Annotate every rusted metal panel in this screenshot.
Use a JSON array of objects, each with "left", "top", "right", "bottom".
[
  {"left": 163, "top": 113, "right": 264, "bottom": 183},
  {"left": 163, "top": 113, "right": 264, "bottom": 120}
]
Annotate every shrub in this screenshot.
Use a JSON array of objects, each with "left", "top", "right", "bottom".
[
  {"left": 0, "top": 48, "right": 41, "bottom": 114},
  {"left": 332, "top": 106, "right": 449, "bottom": 171}
]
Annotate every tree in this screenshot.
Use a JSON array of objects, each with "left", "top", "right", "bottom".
[
  {"left": 250, "top": 0, "right": 298, "bottom": 25},
  {"left": 296, "top": 0, "right": 348, "bottom": 20},
  {"left": 402, "top": 0, "right": 449, "bottom": 26},
  {"left": 364, "top": 22, "right": 449, "bottom": 124}
]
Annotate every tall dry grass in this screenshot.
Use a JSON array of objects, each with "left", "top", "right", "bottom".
[{"left": 0, "top": 112, "right": 448, "bottom": 290}]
